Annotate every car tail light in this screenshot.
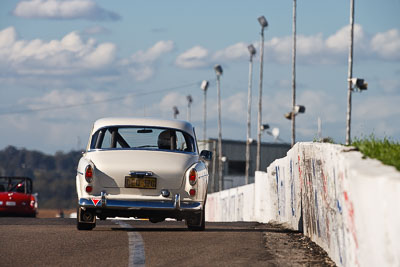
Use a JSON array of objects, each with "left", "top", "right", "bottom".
[
  {"left": 189, "top": 169, "right": 197, "bottom": 186},
  {"left": 85, "top": 165, "right": 93, "bottom": 183},
  {"left": 85, "top": 185, "right": 93, "bottom": 193},
  {"left": 189, "top": 189, "right": 196, "bottom": 196},
  {"left": 30, "top": 196, "right": 36, "bottom": 208}
]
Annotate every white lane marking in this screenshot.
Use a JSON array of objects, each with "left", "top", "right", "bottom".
[{"left": 114, "top": 220, "right": 145, "bottom": 267}]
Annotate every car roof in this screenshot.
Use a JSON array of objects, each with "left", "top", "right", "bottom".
[
  {"left": 0, "top": 176, "right": 32, "bottom": 181},
  {"left": 92, "top": 117, "right": 195, "bottom": 137}
]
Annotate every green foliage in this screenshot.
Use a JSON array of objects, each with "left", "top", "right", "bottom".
[
  {"left": 313, "top": 137, "right": 335, "bottom": 144},
  {"left": 0, "top": 146, "right": 81, "bottom": 209},
  {"left": 351, "top": 135, "right": 400, "bottom": 171}
]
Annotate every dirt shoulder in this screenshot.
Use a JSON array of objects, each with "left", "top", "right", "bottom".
[{"left": 261, "top": 223, "right": 336, "bottom": 266}]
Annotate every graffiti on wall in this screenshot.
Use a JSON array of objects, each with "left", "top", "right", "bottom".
[
  {"left": 296, "top": 149, "right": 361, "bottom": 267},
  {"left": 301, "top": 155, "right": 317, "bottom": 237},
  {"left": 275, "top": 165, "right": 286, "bottom": 217},
  {"left": 290, "top": 159, "right": 295, "bottom": 217}
]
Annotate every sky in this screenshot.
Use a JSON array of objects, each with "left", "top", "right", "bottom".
[{"left": 0, "top": 0, "right": 399, "bottom": 154}]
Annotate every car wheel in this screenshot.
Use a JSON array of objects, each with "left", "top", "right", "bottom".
[
  {"left": 186, "top": 208, "right": 205, "bottom": 231},
  {"left": 76, "top": 208, "right": 96, "bottom": 231},
  {"left": 77, "top": 221, "right": 95, "bottom": 230}
]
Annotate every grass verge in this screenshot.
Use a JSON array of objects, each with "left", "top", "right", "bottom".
[{"left": 351, "top": 136, "right": 400, "bottom": 171}]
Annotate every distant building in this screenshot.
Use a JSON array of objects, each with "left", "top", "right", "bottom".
[{"left": 198, "top": 139, "right": 290, "bottom": 192}]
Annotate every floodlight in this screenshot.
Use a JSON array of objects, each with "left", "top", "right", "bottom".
[
  {"left": 258, "top": 16, "right": 268, "bottom": 28},
  {"left": 284, "top": 112, "right": 293, "bottom": 120},
  {"left": 294, "top": 105, "right": 306, "bottom": 114},
  {"left": 260, "top": 124, "right": 270, "bottom": 131},
  {"left": 214, "top": 64, "right": 223, "bottom": 76},
  {"left": 271, "top": 128, "right": 280, "bottom": 139},
  {"left": 350, "top": 78, "right": 368, "bottom": 91},
  {"left": 248, "top": 44, "right": 256, "bottom": 56},
  {"left": 200, "top": 80, "right": 209, "bottom": 91},
  {"left": 286, "top": 105, "right": 305, "bottom": 120},
  {"left": 187, "top": 95, "right": 193, "bottom": 104},
  {"left": 173, "top": 106, "right": 179, "bottom": 116}
]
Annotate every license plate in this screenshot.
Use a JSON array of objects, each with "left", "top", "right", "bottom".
[
  {"left": 125, "top": 176, "right": 157, "bottom": 189},
  {"left": 6, "top": 201, "right": 16, "bottom": 206}
]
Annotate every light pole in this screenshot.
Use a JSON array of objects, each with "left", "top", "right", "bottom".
[
  {"left": 173, "top": 106, "right": 179, "bottom": 119},
  {"left": 186, "top": 95, "right": 193, "bottom": 122},
  {"left": 201, "top": 80, "right": 209, "bottom": 141},
  {"left": 256, "top": 15, "right": 268, "bottom": 171},
  {"left": 291, "top": 0, "right": 297, "bottom": 147},
  {"left": 346, "top": 0, "right": 355, "bottom": 145},
  {"left": 214, "top": 64, "right": 223, "bottom": 191},
  {"left": 245, "top": 44, "right": 256, "bottom": 185}
]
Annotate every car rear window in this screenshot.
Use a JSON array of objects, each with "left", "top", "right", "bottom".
[
  {"left": 89, "top": 126, "right": 196, "bottom": 153},
  {"left": 0, "top": 177, "right": 32, "bottom": 194}
]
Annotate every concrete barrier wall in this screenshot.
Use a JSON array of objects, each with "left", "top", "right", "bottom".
[
  {"left": 205, "top": 142, "right": 400, "bottom": 267},
  {"left": 206, "top": 183, "right": 255, "bottom": 222}
]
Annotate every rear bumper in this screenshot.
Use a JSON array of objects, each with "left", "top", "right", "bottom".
[{"left": 78, "top": 193, "right": 202, "bottom": 211}]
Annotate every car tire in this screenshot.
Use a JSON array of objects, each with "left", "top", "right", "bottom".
[
  {"left": 187, "top": 208, "right": 205, "bottom": 231},
  {"left": 77, "top": 221, "right": 95, "bottom": 230},
  {"left": 76, "top": 208, "right": 96, "bottom": 231}
]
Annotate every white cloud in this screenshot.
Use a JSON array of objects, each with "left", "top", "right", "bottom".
[
  {"left": 159, "top": 92, "right": 187, "bottom": 114},
  {"left": 264, "top": 24, "right": 367, "bottom": 65},
  {"left": 222, "top": 92, "right": 247, "bottom": 121},
  {"left": 125, "top": 40, "right": 175, "bottom": 81},
  {"left": 213, "top": 42, "right": 249, "bottom": 61},
  {"left": 0, "top": 27, "right": 175, "bottom": 82},
  {"left": 83, "top": 43, "right": 116, "bottom": 67},
  {"left": 0, "top": 27, "right": 116, "bottom": 75},
  {"left": 13, "top": 0, "right": 120, "bottom": 21},
  {"left": 18, "top": 89, "right": 111, "bottom": 115},
  {"left": 156, "top": 92, "right": 209, "bottom": 121},
  {"left": 371, "top": 29, "right": 400, "bottom": 61},
  {"left": 2, "top": 89, "right": 135, "bottom": 151},
  {"left": 175, "top": 46, "right": 209, "bottom": 68},
  {"left": 129, "top": 66, "right": 154, "bottom": 82},
  {"left": 175, "top": 43, "right": 249, "bottom": 69},
  {"left": 176, "top": 25, "right": 398, "bottom": 69},
  {"left": 131, "top": 40, "right": 174, "bottom": 64},
  {"left": 326, "top": 24, "right": 366, "bottom": 53},
  {"left": 0, "top": 27, "right": 17, "bottom": 48},
  {"left": 265, "top": 36, "right": 293, "bottom": 64}
]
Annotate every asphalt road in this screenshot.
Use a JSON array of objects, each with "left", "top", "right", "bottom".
[{"left": 0, "top": 217, "right": 335, "bottom": 267}]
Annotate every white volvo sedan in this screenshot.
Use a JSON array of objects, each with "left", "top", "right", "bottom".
[{"left": 76, "top": 117, "right": 212, "bottom": 231}]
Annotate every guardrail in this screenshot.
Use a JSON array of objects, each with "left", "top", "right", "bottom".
[{"left": 205, "top": 142, "right": 400, "bottom": 267}]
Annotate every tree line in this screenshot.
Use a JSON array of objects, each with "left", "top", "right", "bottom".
[{"left": 0, "top": 146, "right": 81, "bottom": 209}]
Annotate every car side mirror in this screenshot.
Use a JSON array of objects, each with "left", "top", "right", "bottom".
[{"left": 200, "top": 150, "right": 212, "bottom": 161}]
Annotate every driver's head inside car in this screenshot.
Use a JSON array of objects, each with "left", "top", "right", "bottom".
[{"left": 157, "top": 130, "right": 177, "bottom": 150}]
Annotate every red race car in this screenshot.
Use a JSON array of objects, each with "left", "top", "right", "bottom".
[{"left": 0, "top": 177, "right": 37, "bottom": 217}]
